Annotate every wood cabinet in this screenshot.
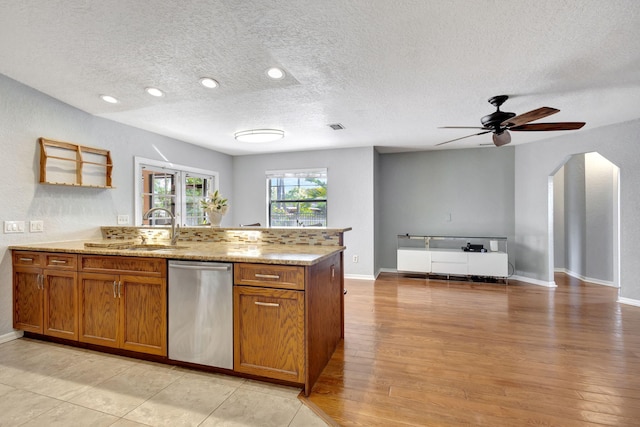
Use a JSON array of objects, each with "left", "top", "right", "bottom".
[
  {"left": 234, "top": 255, "right": 343, "bottom": 395},
  {"left": 12, "top": 246, "right": 343, "bottom": 395},
  {"left": 13, "top": 251, "right": 79, "bottom": 340},
  {"left": 78, "top": 256, "right": 167, "bottom": 356},
  {"left": 234, "top": 277, "right": 305, "bottom": 383}
]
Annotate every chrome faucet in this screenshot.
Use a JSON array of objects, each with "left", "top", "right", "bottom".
[{"left": 143, "top": 207, "right": 180, "bottom": 245}]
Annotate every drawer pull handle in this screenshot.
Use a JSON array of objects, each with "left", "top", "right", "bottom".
[
  {"left": 113, "top": 281, "right": 117, "bottom": 298},
  {"left": 254, "top": 301, "right": 280, "bottom": 307},
  {"left": 50, "top": 259, "right": 67, "bottom": 264},
  {"left": 254, "top": 274, "right": 280, "bottom": 280},
  {"left": 19, "top": 257, "right": 34, "bottom": 262}
]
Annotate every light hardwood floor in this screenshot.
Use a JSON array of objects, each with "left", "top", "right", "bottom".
[{"left": 305, "top": 273, "right": 640, "bottom": 426}]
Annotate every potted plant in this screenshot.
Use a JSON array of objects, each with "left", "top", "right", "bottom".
[{"left": 201, "top": 190, "right": 228, "bottom": 227}]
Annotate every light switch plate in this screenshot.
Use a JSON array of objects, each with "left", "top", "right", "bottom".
[
  {"left": 4, "top": 220, "right": 25, "bottom": 233},
  {"left": 117, "top": 215, "right": 129, "bottom": 225},
  {"left": 30, "top": 220, "right": 44, "bottom": 232}
]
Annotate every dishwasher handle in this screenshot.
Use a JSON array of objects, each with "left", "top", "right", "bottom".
[{"left": 169, "top": 262, "right": 231, "bottom": 272}]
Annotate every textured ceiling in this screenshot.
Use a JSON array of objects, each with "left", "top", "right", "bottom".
[{"left": 1, "top": 0, "right": 639, "bottom": 155}]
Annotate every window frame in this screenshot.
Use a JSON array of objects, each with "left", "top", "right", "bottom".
[
  {"left": 266, "top": 168, "right": 328, "bottom": 227},
  {"left": 134, "top": 157, "right": 219, "bottom": 227}
]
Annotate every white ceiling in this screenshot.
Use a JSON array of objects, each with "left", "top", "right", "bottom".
[{"left": 1, "top": 1, "right": 639, "bottom": 155}]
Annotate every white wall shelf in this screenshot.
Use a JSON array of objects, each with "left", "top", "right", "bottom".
[{"left": 397, "top": 234, "right": 509, "bottom": 281}]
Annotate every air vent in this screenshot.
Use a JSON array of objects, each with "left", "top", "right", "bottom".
[{"left": 328, "top": 123, "right": 345, "bottom": 130}]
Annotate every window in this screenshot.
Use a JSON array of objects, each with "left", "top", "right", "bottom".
[
  {"left": 135, "top": 157, "right": 218, "bottom": 226},
  {"left": 267, "top": 168, "right": 327, "bottom": 227}
]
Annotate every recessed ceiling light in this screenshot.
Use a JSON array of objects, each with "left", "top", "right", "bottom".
[
  {"left": 235, "top": 129, "right": 285, "bottom": 143},
  {"left": 266, "top": 67, "right": 285, "bottom": 80},
  {"left": 100, "top": 95, "right": 119, "bottom": 104},
  {"left": 199, "top": 77, "right": 219, "bottom": 88},
  {"left": 145, "top": 87, "right": 164, "bottom": 97}
]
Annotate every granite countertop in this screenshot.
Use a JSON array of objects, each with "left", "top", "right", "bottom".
[{"left": 9, "top": 239, "right": 344, "bottom": 266}]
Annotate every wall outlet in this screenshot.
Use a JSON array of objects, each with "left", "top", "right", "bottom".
[
  {"left": 4, "top": 220, "right": 25, "bottom": 233},
  {"left": 352, "top": 255, "right": 359, "bottom": 263},
  {"left": 30, "top": 220, "right": 44, "bottom": 232},
  {"left": 117, "top": 215, "right": 129, "bottom": 225}
]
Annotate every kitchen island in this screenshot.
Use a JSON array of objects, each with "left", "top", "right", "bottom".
[{"left": 10, "top": 226, "right": 349, "bottom": 396}]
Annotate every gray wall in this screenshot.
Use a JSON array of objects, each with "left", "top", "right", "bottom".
[
  {"left": 377, "top": 147, "right": 516, "bottom": 270},
  {"left": 0, "top": 74, "right": 233, "bottom": 338},
  {"left": 231, "top": 147, "right": 376, "bottom": 278},
  {"left": 514, "top": 118, "right": 639, "bottom": 300},
  {"left": 554, "top": 153, "right": 616, "bottom": 284},
  {"left": 565, "top": 155, "right": 588, "bottom": 276},
  {"left": 584, "top": 153, "right": 615, "bottom": 283},
  {"left": 553, "top": 166, "right": 565, "bottom": 268}
]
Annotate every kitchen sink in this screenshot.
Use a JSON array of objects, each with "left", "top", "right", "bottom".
[{"left": 126, "top": 244, "right": 189, "bottom": 251}]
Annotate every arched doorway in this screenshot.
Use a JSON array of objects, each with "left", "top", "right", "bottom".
[{"left": 550, "top": 152, "right": 620, "bottom": 288}]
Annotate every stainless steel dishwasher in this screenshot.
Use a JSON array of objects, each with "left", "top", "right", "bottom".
[{"left": 168, "top": 260, "right": 233, "bottom": 369}]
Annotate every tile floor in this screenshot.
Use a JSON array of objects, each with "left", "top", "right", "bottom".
[{"left": 0, "top": 338, "right": 329, "bottom": 427}]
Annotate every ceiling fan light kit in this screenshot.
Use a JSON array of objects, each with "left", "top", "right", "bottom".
[
  {"left": 234, "top": 129, "right": 285, "bottom": 143},
  {"left": 438, "top": 95, "right": 586, "bottom": 147}
]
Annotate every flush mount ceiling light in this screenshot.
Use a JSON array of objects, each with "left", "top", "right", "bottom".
[
  {"left": 266, "top": 67, "right": 285, "bottom": 80},
  {"left": 199, "top": 77, "right": 219, "bottom": 88},
  {"left": 145, "top": 87, "right": 164, "bottom": 97},
  {"left": 100, "top": 94, "right": 119, "bottom": 104},
  {"left": 234, "top": 129, "right": 284, "bottom": 143}
]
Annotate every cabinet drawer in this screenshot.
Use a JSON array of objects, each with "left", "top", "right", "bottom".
[
  {"left": 44, "top": 253, "right": 77, "bottom": 270},
  {"left": 431, "top": 262, "right": 468, "bottom": 276},
  {"left": 430, "top": 250, "right": 467, "bottom": 263},
  {"left": 80, "top": 255, "right": 166, "bottom": 277},
  {"left": 13, "top": 251, "right": 44, "bottom": 267},
  {"left": 234, "top": 263, "right": 304, "bottom": 290}
]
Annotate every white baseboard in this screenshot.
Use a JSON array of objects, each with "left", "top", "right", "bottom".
[
  {"left": 561, "top": 269, "right": 617, "bottom": 287},
  {"left": 344, "top": 273, "right": 376, "bottom": 281},
  {"left": 510, "top": 275, "right": 557, "bottom": 287},
  {"left": 0, "top": 330, "right": 23, "bottom": 344},
  {"left": 618, "top": 297, "right": 640, "bottom": 307}
]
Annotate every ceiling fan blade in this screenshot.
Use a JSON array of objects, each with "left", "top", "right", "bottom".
[
  {"left": 438, "top": 126, "right": 487, "bottom": 130},
  {"left": 492, "top": 131, "right": 511, "bottom": 147},
  {"left": 501, "top": 107, "right": 560, "bottom": 127},
  {"left": 435, "top": 130, "right": 491, "bottom": 146},
  {"left": 510, "top": 122, "right": 586, "bottom": 131}
]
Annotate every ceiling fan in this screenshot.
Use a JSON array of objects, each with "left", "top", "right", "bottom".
[{"left": 437, "top": 95, "right": 586, "bottom": 147}]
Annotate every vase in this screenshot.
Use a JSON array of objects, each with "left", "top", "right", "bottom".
[{"left": 206, "top": 210, "right": 224, "bottom": 227}]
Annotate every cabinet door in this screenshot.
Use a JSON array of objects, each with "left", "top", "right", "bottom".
[
  {"left": 44, "top": 270, "right": 78, "bottom": 340},
  {"left": 79, "top": 273, "right": 120, "bottom": 348},
  {"left": 397, "top": 249, "right": 431, "bottom": 273},
  {"left": 467, "top": 252, "right": 508, "bottom": 277},
  {"left": 234, "top": 286, "right": 304, "bottom": 382},
  {"left": 120, "top": 275, "right": 167, "bottom": 356},
  {"left": 13, "top": 267, "right": 44, "bottom": 333}
]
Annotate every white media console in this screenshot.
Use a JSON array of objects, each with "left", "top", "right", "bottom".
[{"left": 397, "top": 235, "right": 508, "bottom": 280}]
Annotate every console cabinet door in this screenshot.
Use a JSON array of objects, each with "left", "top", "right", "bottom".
[
  {"left": 13, "top": 266, "right": 44, "bottom": 333},
  {"left": 79, "top": 273, "right": 120, "bottom": 348},
  {"left": 234, "top": 286, "right": 304, "bottom": 383},
  {"left": 44, "top": 270, "right": 78, "bottom": 340},
  {"left": 120, "top": 275, "right": 167, "bottom": 356}
]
